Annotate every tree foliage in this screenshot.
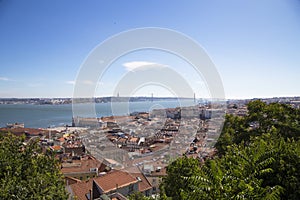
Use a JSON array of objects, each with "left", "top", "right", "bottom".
[
  {"left": 128, "top": 191, "right": 155, "bottom": 200},
  {"left": 217, "top": 100, "right": 300, "bottom": 154},
  {"left": 162, "top": 136, "right": 283, "bottom": 200},
  {"left": 0, "top": 134, "right": 68, "bottom": 199},
  {"left": 259, "top": 136, "right": 300, "bottom": 199},
  {"left": 161, "top": 156, "right": 201, "bottom": 199},
  {"left": 215, "top": 100, "right": 300, "bottom": 199}
]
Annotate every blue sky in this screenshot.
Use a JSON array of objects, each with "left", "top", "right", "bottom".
[{"left": 0, "top": 0, "right": 300, "bottom": 99}]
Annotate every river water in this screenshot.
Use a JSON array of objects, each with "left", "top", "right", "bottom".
[{"left": 0, "top": 100, "right": 196, "bottom": 128}]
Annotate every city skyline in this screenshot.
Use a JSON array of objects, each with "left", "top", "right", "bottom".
[{"left": 1, "top": 0, "right": 300, "bottom": 99}]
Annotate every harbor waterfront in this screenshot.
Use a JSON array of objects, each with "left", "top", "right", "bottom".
[{"left": 0, "top": 100, "right": 197, "bottom": 128}]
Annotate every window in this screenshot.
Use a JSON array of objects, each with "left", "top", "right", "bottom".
[
  {"left": 153, "top": 187, "right": 157, "bottom": 193},
  {"left": 129, "top": 184, "right": 134, "bottom": 193},
  {"left": 145, "top": 190, "right": 150, "bottom": 196}
]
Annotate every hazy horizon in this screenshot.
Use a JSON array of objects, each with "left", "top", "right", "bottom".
[{"left": 0, "top": 95, "right": 299, "bottom": 101}]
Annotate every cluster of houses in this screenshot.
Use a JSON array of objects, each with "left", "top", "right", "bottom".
[
  {"left": 45, "top": 128, "right": 158, "bottom": 200},
  {"left": 73, "top": 105, "right": 227, "bottom": 200},
  {"left": 64, "top": 155, "right": 154, "bottom": 200},
  {"left": 106, "top": 118, "right": 180, "bottom": 154}
]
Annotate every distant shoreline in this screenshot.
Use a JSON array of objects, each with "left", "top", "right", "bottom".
[
  {"left": 0, "top": 97, "right": 196, "bottom": 105},
  {"left": 0, "top": 96, "right": 300, "bottom": 105},
  {"left": 1, "top": 96, "right": 300, "bottom": 128}
]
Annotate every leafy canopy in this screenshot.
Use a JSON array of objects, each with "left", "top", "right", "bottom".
[{"left": 0, "top": 133, "right": 68, "bottom": 199}]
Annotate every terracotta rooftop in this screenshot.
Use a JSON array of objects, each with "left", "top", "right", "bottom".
[
  {"left": 149, "top": 167, "right": 167, "bottom": 177},
  {"left": 124, "top": 166, "right": 152, "bottom": 192},
  {"left": 131, "top": 172, "right": 152, "bottom": 192},
  {"left": 65, "top": 176, "right": 82, "bottom": 185},
  {"left": 118, "top": 138, "right": 127, "bottom": 143},
  {"left": 129, "top": 137, "right": 139, "bottom": 143},
  {"left": 57, "top": 137, "right": 65, "bottom": 142},
  {"left": 69, "top": 168, "right": 151, "bottom": 199},
  {"left": 93, "top": 170, "right": 139, "bottom": 193},
  {"left": 61, "top": 156, "right": 105, "bottom": 174},
  {"left": 70, "top": 179, "right": 93, "bottom": 200},
  {"left": 50, "top": 145, "right": 63, "bottom": 151}
]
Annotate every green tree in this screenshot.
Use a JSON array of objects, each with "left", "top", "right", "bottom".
[
  {"left": 216, "top": 100, "right": 300, "bottom": 199},
  {"left": 160, "top": 156, "right": 201, "bottom": 200},
  {"left": 216, "top": 100, "right": 300, "bottom": 156},
  {"left": 0, "top": 134, "right": 68, "bottom": 199},
  {"left": 246, "top": 100, "right": 300, "bottom": 139},
  {"left": 258, "top": 135, "right": 300, "bottom": 200},
  {"left": 215, "top": 114, "right": 249, "bottom": 155},
  {"left": 128, "top": 191, "right": 154, "bottom": 200},
  {"left": 175, "top": 137, "right": 282, "bottom": 200}
]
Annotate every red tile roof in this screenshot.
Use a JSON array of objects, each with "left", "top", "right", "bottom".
[
  {"left": 61, "top": 156, "right": 103, "bottom": 174},
  {"left": 50, "top": 145, "right": 62, "bottom": 151},
  {"left": 129, "top": 137, "right": 139, "bottom": 143},
  {"left": 65, "top": 176, "right": 82, "bottom": 185},
  {"left": 69, "top": 168, "right": 151, "bottom": 199},
  {"left": 57, "top": 137, "right": 65, "bottom": 142},
  {"left": 131, "top": 172, "right": 152, "bottom": 192},
  {"left": 70, "top": 180, "right": 93, "bottom": 200},
  {"left": 93, "top": 170, "right": 138, "bottom": 193},
  {"left": 124, "top": 166, "right": 152, "bottom": 192}
]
